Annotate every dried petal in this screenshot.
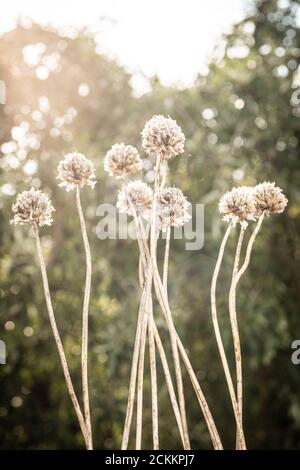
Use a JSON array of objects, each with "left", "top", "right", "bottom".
[
  {"left": 11, "top": 188, "right": 55, "bottom": 227},
  {"left": 219, "top": 186, "right": 256, "bottom": 227},
  {"left": 117, "top": 180, "right": 153, "bottom": 218},
  {"left": 57, "top": 152, "right": 96, "bottom": 191},
  {"left": 158, "top": 186, "right": 191, "bottom": 229},
  {"left": 253, "top": 181, "right": 288, "bottom": 217},
  {"left": 141, "top": 115, "right": 185, "bottom": 160},
  {"left": 104, "top": 143, "right": 142, "bottom": 178}
]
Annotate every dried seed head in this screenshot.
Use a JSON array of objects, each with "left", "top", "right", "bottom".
[
  {"left": 219, "top": 186, "right": 256, "bottom": 227},
  {"left": 141, "top": 115, "right": 185, "bottom": 160},
  {"left": 157, "top": 186, "right": 191, "bottom": 230},
  {"left": 104, "top": 143, "right": 142, "bottom": 178},
  {"left": 253, "top": 181, "right": 288, "bottom": 217},
  {"left": 57, "top": 152, "right": 96, "bottom": 191},
  {"left": 117, "top": 180, "right": 153, "bottom": 217},
  {"left": 11, "top": 188, "right": 55, "bottom": 227}
]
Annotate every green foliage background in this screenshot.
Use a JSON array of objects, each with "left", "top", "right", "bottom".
[{"left": 0, "top": 0, "right": 299, "bottom": 449}]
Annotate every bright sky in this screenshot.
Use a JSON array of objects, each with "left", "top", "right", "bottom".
[{"left": 0, "top": 0, "right": 249, "bottom": 86}]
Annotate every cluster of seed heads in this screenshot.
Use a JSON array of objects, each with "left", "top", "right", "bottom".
[
  {"left": 10, "top": 117, "right": 288, "bottom": 233},
  {"left": 219, "top": 182, "right": 288, "bottom": 226},
  {"left": 105, "top": 115, "right": 190, "bottom": 229},
  {"left": 11, "top": 152, "right": 97, "bottom": 227}
]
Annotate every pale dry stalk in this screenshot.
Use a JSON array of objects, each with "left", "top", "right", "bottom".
[
  {"left": 210, "top": 223, "right": 246, "bottom": 449},
  {"left": 33, "top": 226, "right": 89, "bottom": 449},
  {"left": 121, "top": 277, "right": 150, "bottom": 449},
  {"left": 148, "top": 301, "right": 159, "bottom": 450},
  {"left": 75, "top": 186, "right": 93, "bottom": 449},
  {"left": 152, "top": 321, "right": 185, "bottom": 446},
  {"left": 152, "top": 266, "right": 223, "bottom": 450},
  {"left": 228, "top": 213, "right": 265, "bottom": 448},
  {"left": 229, "top": 225, "right": 246, "bottom": 450},
  {"left": 136, "top": 267, "right": 152, "bottom": 449},
  {"left": 125, "top": 189, "right": 156, "bottom": 450},
  {"left": 138, "top": 217, "right": 223, "bottom": 450},
  {"left": 137, "top": 217, "right": 185, "bottom": 448},
  {"left": 121, "top": 189, "right": 154, "bottom": 450},
  {"left": 150, "top": 159, "right": 191, "bottom": 450},
  {"left": 234, "top": 213, "right": 265, "bottom": 284}
]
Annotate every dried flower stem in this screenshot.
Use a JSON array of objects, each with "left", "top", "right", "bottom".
[
  {"left": 153, "top": 280, "right": 191, "bottom": 449},
  {"left": 152, "top": 321, "right": 185, "bottom": 446},
  {"left": 138, "top": 217, "right": 222, "bottom": 449},
  {"left": 175, "top": 333, "right": 222, "bottom": 449},
  {"left": 33, "top": 226, "right": 89, "bottom": 448},
  {"left": 75, "top": 186, "right": 93, "bottom": 449},
  {"left": 152, "top": 267, "right": 223, "bottom": 450},
  {"left": 210, "top": 224, "right": 246, "bottom": 449},
  {"left": 121, "top": 276, "right": 149, "bottom": 449},
  {"left": 148, "top": 303, "right": 159, "bottom": 449},
  {"left": 137, "top": 218, "right": 185, "bottom": 449},
  {"left": 121, "top": 183, "right": 154, "bottom": 449},
  {"left": 136, "top": 216, "right": 158, "bottom": 450},
  {"left": 228, "top": 213, "right": 265, "bottom": 448},
  {"left": 136, "top": 218, "right": 185, "bottom": 448},
  {"left": 139, "top": 252, "right": 145, "bottom": 287},
  {"left": 232, "top": 227, "right": 246, "bottom": 281},
  {"left": 136, "top": 269, "right": 152, "bottom": 450},
  {"left": 235, "top": 213, "right": 265, "bottom": 284},
  {"left": 126, "top": 188, "right": 155, "bottom": 450},
  {"left": 150, "top": 160, "right": 190, "bottom": 450},
  {"left": 229, "top": 225, "right": 246, "bottom": 450}
]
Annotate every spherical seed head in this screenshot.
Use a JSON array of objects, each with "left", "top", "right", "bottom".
[
  {"left": 57, "top": 152, "right": 96, "bottom": 191},
  {"left": 141, "top": 115, "right": 185, "bottom": 160},
  {"left": 117, "top": 180, "right": 153, "bottom": 218},
  {"left": 253, "top": 181, "right": 288, "bottom": 217},
  {"left": 10, "top": 188, "right": 55, "bottom": 227},
  {"left": 157, "top": 186, "right": 191, "bottom": 230},
  {"left": 219, "top": 186, "right": 256, "bottom": 227},
  {"left": 104, "top": 143, "right": 142, "bottom": 178}
]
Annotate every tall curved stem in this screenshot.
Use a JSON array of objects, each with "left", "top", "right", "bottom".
[
  {"left": 153, "top": 267, "right": 223, "bottom": 450},
  {"left": 150, "top": 160, "right": 190, "bottom": 450},
  {"left": 136, "top": 219, "right": 185, "bottom": 448},
  {"left": 136, "top": 268, "right": 152, "bottom": 449},
  {"left": 148, "top": 303, "right": 159, "bottom": 449},
  {"left": 121, "top": 275, "right": 149, "bottom": 449},
  {"left": 235, "top": 214, "right": 265, "bottom": 284},
  {"left": 229, "top": 213, "right": 265, "bottom": 447},
  {"left": 152, "top": 321, "right": 185, "bottom": 446},
  {"left": 229, "top": 225, "right": 246, "bottom": 449},
  {"left": 75, "top": 186, "right": 93, "bottom": 449},
  {"left": 210, "top": 224, "right": 246, "bottom": 449},
  {"left": 121, "top": 184, "right": 154, "bottom": 450},
  {"left": 34, "top": 227, "right": 89, "bottom": 449},
  {"left": 138, "top": 218, "right": 222, "bottom": 449}
]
